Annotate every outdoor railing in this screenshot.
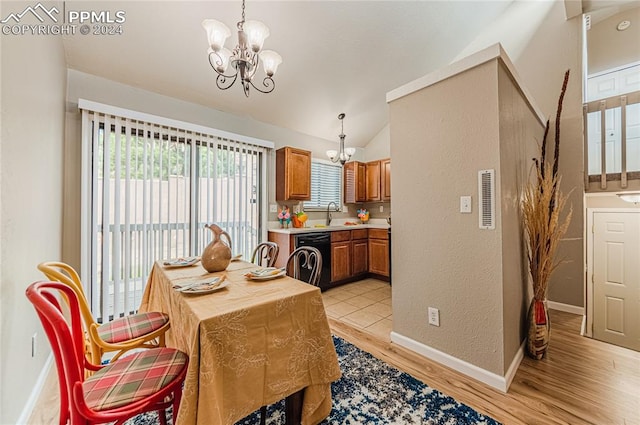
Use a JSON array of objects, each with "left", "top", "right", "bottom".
[{"left": 94, "top": 220, "right": 257, "bottom": 322}]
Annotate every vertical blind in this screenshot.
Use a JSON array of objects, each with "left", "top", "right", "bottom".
[
  {"left": 304, "top": 160, "right": 342, "bottom": 210},
  {"left": 80, "top": 103, "right": 270, "bottom": 322}
]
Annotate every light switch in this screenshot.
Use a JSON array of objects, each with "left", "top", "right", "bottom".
[
  {"left": 460, "top": 196, "right": 472, "bottom": 213},
  {"left": 269, "top": 204, "right": 277, "bottom": 213}
]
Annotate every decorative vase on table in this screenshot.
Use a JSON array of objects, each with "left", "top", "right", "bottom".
[
  {"left": 526, "top": 298, "right": 550, "bottom": 360},
  {"left": 201, "top": 224, "right": 232, "bottom": 272}
]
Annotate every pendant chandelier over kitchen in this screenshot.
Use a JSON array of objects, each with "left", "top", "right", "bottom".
[
  {"left": 327, "top": 113, "right": 355, "bottom": 166},
  {"left": 202, "top": 0, "right": 282, "bottom": 97}
]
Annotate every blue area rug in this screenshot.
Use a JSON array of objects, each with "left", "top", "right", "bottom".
[{"left": 127, "top": 335, "right": 500, "bottom": 425}]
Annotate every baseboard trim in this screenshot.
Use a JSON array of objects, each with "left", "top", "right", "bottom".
[
  {"left": 390, "top": 331, "right": 522, "bottom": 393},
  {"left": 17, "top": 354, "right": 53, "bottom": 425},
  {"left": 547, "top": 300, "right": 584, "bottom": 315}
]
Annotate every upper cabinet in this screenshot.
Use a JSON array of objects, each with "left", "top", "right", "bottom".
[
  {"left": 366, "top": 160, "right": 381, "bottom": 201},
  {"left": 344, "top": 158, "right": 391, "bottom": 203},
  {"left": 276, "top": 147, "right": 311, "bottom": 201},
  {"left": 381, "top": 158, "right": 391, "bottom": 201},
  {"left": 343, "top": 161, "right": 367, "bottom": 203}
]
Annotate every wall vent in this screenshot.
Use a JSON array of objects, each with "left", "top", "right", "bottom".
[{"left": 478, "top": 169, "right": 495, "bottom": 230}]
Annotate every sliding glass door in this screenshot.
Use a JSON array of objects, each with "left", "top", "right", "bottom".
[{"left": 82, "top": 105, "right": 269, "bottom": 322}]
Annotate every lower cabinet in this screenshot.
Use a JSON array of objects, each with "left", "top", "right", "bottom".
[
  {"left": 351, "top": 232, "right": 368, "bottom": 277},
  {"left": 368, "top": 229, "right": 390, "bottom": 277},
  {"left": 331, "top": 231, "right": 351, "bottom": 282},
  {"left": 331, "top": 229, "right": 369, "bottom": 283}
]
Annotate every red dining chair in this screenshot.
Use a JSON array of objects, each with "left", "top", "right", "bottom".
[
  {"left": 37, "top": 261, "right": 170, "bottom": 365},
  {"left": 26, "top": 281, "right": 188, "bottom": 425}
]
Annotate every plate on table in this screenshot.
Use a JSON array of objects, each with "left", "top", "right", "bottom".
[
  {"left": 163, "top": 257, "right": 200, "bottom": 268},
  {"left": 176, "top": 277, "right": 227, "bottom": 295},
  {"left": 244, "top": 267, "right": 286, "bottom": 281}
]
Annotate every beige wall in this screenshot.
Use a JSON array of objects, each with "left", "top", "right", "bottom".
[
  {"left": 388, "top": 0, "right": 583, "bottom": 379},
  {"left": 497, "top": 64, "right": 546, "bottom": 368},
  {"left": 456, "top": 0, "right": 584, "bottom": 307},
  {"left": 0, "top": 8, "right": 67, "bottom": 423},
  {"left": 588, "top": 7, "right": 640, "bottom": 75},
  {"left": 390, "top": 61, "right": 506, "bottom": 375}
]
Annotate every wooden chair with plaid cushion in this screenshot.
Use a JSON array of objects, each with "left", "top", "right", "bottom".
[
  {"left": 37, "top": 261, "right": 170, "bottom": 365},
  {"left": 26, "top": 280, "right": 188, "bottom": 425}
]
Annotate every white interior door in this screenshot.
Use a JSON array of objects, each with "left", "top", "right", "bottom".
[{"left": 593, "top": 211, "right": 640, "bottom": 351}]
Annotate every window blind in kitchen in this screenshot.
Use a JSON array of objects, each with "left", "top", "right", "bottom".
[
  {"left": 304, "top": 160, "right": 342, "bottom": 210},
  {"left": 79, "top": 100, "right": 272, "bottom": 322}
]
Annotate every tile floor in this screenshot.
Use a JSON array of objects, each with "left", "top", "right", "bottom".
[{"left": 322, "top": 278, "right": 392, "bottom": 342}]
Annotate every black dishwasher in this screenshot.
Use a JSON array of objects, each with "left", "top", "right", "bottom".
[{"left": 294, "top": 232, "right": 331, "bottom": 289}]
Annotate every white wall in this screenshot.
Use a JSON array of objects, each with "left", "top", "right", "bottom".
[
  {"left": 588, "top": 7, "right": 640, "bottom": 75},
  {"left": 363, "top": 125, "right": 391, "bottom": 161},
  {"left": 0, "top": 7, "right": 67, "bottom": 423}
]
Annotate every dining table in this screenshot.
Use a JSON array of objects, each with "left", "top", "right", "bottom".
[{"left": 138, "top": 258, "right": 342, "bottom": 425}]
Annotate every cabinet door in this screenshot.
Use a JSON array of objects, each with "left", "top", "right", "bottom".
[
  {"left": 276, "top": 147, "right": 311, "bottom": 201},
  {"left": 366, "top": 160, "right": 381, "bottom": 201},
  {"left": 381, "top": 158, "right": 391, "bottom": 201},
  {"left": 331, "top": 241, "right": 351, "bottom": 282},
  {"left": 352, "top": 239, "right": 368, "bottom": 276},
  {"left": 368, "top": 239, "right": 389, "bottom": 276},
  {"left": 343, "top": 161, "right": 367, "bottom": 204}
]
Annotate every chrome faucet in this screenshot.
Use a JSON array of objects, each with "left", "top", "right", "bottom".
[{"left": 326, "top": 201, "right": 339, "bottom": 226}]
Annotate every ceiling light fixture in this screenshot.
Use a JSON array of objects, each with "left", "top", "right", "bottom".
[
  {"left": 327, "top": 113, "right": 355, "bottom": 166},
  {"left": 202, "top": 0, "right": 282, "bottom": 97},
  {"left": 617, "top": 192, "right": 640, "bottom": 204}
]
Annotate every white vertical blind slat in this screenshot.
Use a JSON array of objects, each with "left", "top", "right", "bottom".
[
  {"left": 100, "top": 114, "right": 111, "bottom": 320},
  {"left": 124, "top": 118, "right": 132, "bottom": 315},
  {"left": 112, "top": 117, "right": 122, "bottom": 318}
]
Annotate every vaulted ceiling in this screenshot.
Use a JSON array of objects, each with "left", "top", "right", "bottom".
[{"left": 60, "top": 1, "right": 636, "bottom": 147}]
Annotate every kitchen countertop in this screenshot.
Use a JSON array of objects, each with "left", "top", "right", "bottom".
[{"left": 268, "top": 218, "right": 390, "bottom": 234}]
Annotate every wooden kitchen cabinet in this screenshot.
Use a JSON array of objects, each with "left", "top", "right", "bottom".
[
  {"left": 366, "top": 160, "right": 381, "bottom": 201},
  {"left": 267, "top": 231, "right": 293, "bottom": 269},
  {"left": 276, "top": 147, "right": 311, "bottom": 201},
  {"left": 381, "top": 158, "right": 391, "bottom": 201},
  {"left": 368, "top": 228, "right": 389, "bottom": 277},
  {"left": 331, "top": 231, "right": 352, "bottom": 282},
  {"left": 343, "top": 161, "right": 367, "bottom": 203},
  {"left": 351, "top": 228, "right": 368, "bottom": 276}
]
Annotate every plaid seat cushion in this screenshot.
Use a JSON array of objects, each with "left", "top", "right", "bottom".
[
  {"left": 83, "top": 347, "right": 188, "bottom": 411},
  {"left": 98, "top": 312, "right": 169, "bottom": 343}
]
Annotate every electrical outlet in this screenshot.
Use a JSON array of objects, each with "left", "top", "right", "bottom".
[
  {"left": 269, "top": 204, "right": 277, "bottom": 213},
  {"left": 379, "top": 205, "right": 384, "bottom": 212},
  {"left": 31, "top": 333, "right": 37, "bottom": 357},
  {"left": 428, "top": 307, "right": 440, "bottom": 327}
]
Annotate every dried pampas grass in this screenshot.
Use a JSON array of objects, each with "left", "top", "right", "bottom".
[{"left": 522, "top": 69, "right": 573, "bottom": 301}]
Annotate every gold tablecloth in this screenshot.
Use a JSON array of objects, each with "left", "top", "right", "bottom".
[{"left": 139, "top": 260, "right": 341, "bottom": 425}]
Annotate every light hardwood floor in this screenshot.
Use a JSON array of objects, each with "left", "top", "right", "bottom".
[{"left": 29, "top": 280, "right": 640, "bottom": 425}]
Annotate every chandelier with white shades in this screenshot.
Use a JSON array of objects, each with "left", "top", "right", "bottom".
[
  {"left": 327, "top": 113, "right": 356, "bottom": 166},
  {"left": 202, "top": 0, "right": 282, "bottom": 97}
]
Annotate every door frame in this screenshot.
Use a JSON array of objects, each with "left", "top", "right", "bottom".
[{"left": 585, "top": 207, "right": 640, "bottom": 338}]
